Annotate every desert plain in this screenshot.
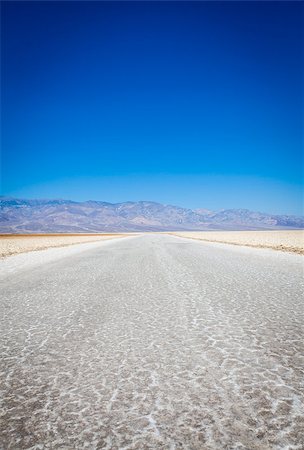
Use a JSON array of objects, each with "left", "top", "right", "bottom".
[
  {"left": 1, "top": 230, "right": 303, "bottom": 258},
  {"left": 1, "top": 233, "right": 303, "bottom": 449},
  {"left": 0, "top": 233, "right": 129, "bottom": 258},
  {"left": 170, "top": 229, "right": 304, "bottom": 254}
]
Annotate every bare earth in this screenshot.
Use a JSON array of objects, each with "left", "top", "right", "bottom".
[
  {"left": 1, "top": 234, "right": 303, "bottom": 449},
  {"left": 0, "top": 234, "right": 128, "bottom": 258},
  {"left": 170, "top": 230, "right": 304, "bottom": 255}
]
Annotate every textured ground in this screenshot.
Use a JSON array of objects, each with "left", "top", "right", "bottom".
[
  {"left": 170, "top": 230, "right": 304, "bottom": 254},
  {"left": 0, "top": 234, "right": 127, "bottom": 258},
  {"left": 1, "top": 234, "right": 303, "bottom": 449}
]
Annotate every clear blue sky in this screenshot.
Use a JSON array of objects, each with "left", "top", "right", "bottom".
[{"left": 1, "top": 1, "right": 303, "bottom": 214}]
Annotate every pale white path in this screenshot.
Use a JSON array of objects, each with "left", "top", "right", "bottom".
[{"left": 0, "top": 234, "right": 303, "bottom": 449}]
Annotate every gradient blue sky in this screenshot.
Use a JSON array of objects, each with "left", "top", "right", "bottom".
[{"left": 1, "top": 1, "right": 303, "bottom": 214}]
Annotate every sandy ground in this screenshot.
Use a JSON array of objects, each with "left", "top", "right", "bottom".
[
  {"left": 0, "top": 234, "right": 129, "bottom": 258},
  {"left": 1, "top": 234, "right": 303, "bottom": 449},
  {"left": 169, "top": 230, "right": 304, "bottom": 254}
]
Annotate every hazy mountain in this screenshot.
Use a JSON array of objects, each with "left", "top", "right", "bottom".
[{"left": 0, "top": 197, "right": 303, "bottom": 233}]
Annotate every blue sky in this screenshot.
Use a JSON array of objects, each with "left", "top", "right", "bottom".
[{"left": 1, "top": 1, "right": 303, "bottom": 214}]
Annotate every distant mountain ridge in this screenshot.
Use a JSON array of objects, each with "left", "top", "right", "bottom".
[{"left": 1, "top": 197, "right": 303, "bottom": 233}]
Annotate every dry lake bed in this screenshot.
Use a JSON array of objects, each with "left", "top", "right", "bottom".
[
  {"left": 170, "top": 230, "right": 304, "bottom": 255},
  {"left": 0, "top": 233, "right": 129, "bottom": 258},
  {"left": 1, "top": 233, "right": 303, "bottom": 449}
]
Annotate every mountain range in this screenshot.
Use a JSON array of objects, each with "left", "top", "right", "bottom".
[{"left": 0, "top": 197, "right": 303, "bottom": 233}]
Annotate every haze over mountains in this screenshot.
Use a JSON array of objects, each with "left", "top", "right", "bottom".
[{"left": 1, "top": 197, "right": 303, "bottom": 233}]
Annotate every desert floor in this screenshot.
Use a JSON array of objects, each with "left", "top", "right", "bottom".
[
  {"left": 1, "top": 230, "right": 304, "bottom": 259},
  {"left": 170, "top": 230, "right": 304, "bottom": 254},
  {"left": 0, "top": 233, "right": 129, "bottom": 258},
  {"left": 1, "top": 233, "right": 303, "bottom": 449}
]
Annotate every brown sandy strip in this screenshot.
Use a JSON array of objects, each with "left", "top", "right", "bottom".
[
  {"left": 168, "top": 231, "right": 304, "bottom": 255},
  {"left": 0, "top": 234, "right": 132, "bottom": 258}
]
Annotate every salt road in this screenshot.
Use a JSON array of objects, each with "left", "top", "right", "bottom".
[{"left": 1, "top": 234, "right": 303, "bottom": 449}]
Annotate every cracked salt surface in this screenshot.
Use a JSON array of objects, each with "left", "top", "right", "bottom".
[{"left": 0, "top": 234, "right": 303, "bottom": 449}]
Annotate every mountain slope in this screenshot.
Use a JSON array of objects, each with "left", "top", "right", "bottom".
[{"left": 0, "top": 197, "right": 303, "bottom": 233}]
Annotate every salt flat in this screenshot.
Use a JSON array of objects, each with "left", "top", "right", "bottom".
[
  {"left": 0, "top": 234, "right": 128, "bottom": 258},
  {"left": 0, "top": 234, "right": 303, "bottom": 449},
  {"left": 170, "top": 230, "right": 304, "bottom": 254}
]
